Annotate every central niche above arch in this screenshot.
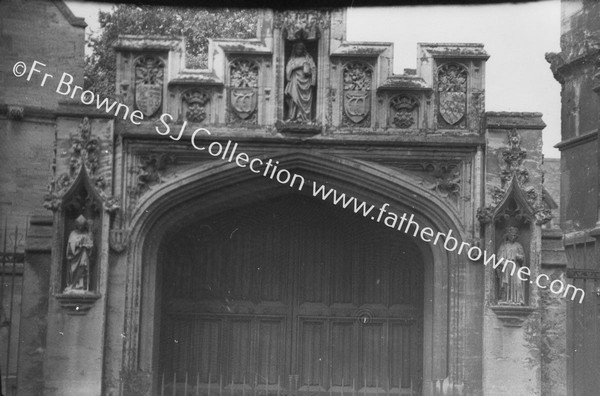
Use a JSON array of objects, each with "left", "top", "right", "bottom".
[
  {"left": 284, "top": 40, "right": 318, "bottom": 123},
  {"left": 157, "top": 194, "right": 425, "bottom": 395}
]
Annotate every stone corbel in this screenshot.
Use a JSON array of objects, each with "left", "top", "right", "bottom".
[
  {"left": 109, "top": 227, "right": 130, "bottom": 253},
  {"left": 490, "top": 305, "right": 534, "bottom": 327},
  {"left": 55, "top": 293, "right": 101, "bottom": 315}
]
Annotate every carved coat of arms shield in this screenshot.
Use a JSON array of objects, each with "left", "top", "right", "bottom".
[
  {"left": 437, "top": 63, "right": 468, "bottom": 126},
  {"left": 134, "top": 56, "right": 164, "bottom": 117},
  {"left": 230, "top": 88, "right": 257, "bottom": 120},
  {"left": 344, "top": 91, "right": 371, "bottom": 124},
  {"left": 135, "top": 83, "right": 162, "bottom": 117},
  {"left": 439, "top": 91, "right": 466, "bottom": 125}
]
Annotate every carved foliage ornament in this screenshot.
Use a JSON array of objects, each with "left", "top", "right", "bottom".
[
  {"left": 44, "top": 117, "right": 119, "bottom": 214},
  {"left": 134, "top": 55, "right": 164, "bottom": 117},
  {"left": 182, "top": 90, "right": 210, "bottom": 122},
  {"left": 480, "top": 130, "right": 552, "bottom": 226},
  {"left": 230, "top": 59, "right": 259, "bottom": 122},
  {"left": 437, "top": 63, "right": 467, "bottom": 127},
  {"left": 343, "top": 62, "right": 372, "bottom": 125},
  {"left": 418, "top": 162, "right": 461, "bottom": 199},
  {"left": 275, "top": 10, "right": 327, "bottom": 40},
  {"left": 390, "top": 96, "right": 419, "bottom": 128},
  {"left": 129, "top": 153, "right": 175, "bottom": 200}
]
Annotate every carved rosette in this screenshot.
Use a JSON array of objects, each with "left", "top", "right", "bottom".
[
  {"left": 182, "top": 90, "right": 210, "bottom": 122},
  {"left": 134, "top": 55, "right": 164, "bottom": 117},
  {"left": 44, "top": 117, "right": 119, "bottom": 214},
  {"left": 229, "top": 59, "right": 259, "bottom": 123},
  {"left": 342, "top": 62, "right": 372, "bottom": 127},
  {"left": 274, "top": 10, "right": 328, "bottom": 40},
  {"left": 390, "top": 95, "right": 419, "bottom": 128},
  {"left": 437, "top": 63, "right": 468, "bottom": 128}
]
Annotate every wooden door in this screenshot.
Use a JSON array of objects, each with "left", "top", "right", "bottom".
[{"left": 158, "top": 195, "right": 423, "bottom": 396}]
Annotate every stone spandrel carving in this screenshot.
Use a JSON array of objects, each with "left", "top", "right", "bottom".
[
  {"left": 134, "top": 55, "right": 164, "bottom": 117},
  {"left": 229, "top": 59, "right": 259, "bottom": 122},
  {"left": 285, "top": 42, "right": 316, "bottom": 122},
  {"left": 496, "top": 226, "right": 526, "bottom": 305},
  {"left": 390, "top": 96, "right": 419, "bottom": 128},
  {"left": 437, "top": 63, "right": 468, "bottom": 128},
  {"left": 342, "top": 62, "right": 372, "bottom": 126},
  {"left": 182, "top": 90, "right": 210, "bottom": 122},
  {"left": 64, "top": 215, "right": 94, "bottom": 294},
  {"left": 418, "top": 161, "right": 461, "bottom": 199}
]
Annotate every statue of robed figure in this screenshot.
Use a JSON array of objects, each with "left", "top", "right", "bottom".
[
  {"left": 285, "top": 42, "right": 316, "bottom": 122},
  {"left": 64, "top": 215, "right": 94, "bottom": 293},
  {"left": 496, "top": 226, "right": 526, "bottom": 305}
]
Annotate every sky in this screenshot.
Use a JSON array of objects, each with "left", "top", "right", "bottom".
[{"left": 67, "top": 1, "right": 562, "bottom": 157}]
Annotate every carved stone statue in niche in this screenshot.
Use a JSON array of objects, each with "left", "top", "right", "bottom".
[
  {"left": 496, "top": 226, "right": 526, "bottom": 305},
  {"left": 285, "top": 42, "right": 316, "bottom": 122},
  {"left": 64, "top": 215, "right": 94, "bottom": 294}
]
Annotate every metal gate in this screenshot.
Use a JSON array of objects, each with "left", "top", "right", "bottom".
[{"left": 0, "top": 222, "right": 24, "bottom": 396}]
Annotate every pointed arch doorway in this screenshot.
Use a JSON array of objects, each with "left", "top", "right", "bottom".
[{"left": 157, "top": 194, "right": 425, "bottom": 395}]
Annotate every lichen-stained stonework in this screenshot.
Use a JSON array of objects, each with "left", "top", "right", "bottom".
[{"left": 1, "top": 4, "right": 560, "bottom": 396}]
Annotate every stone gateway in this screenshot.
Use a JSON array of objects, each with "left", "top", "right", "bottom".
[{"left": 0, "top": 3, "right": 569, "bottom": 396}]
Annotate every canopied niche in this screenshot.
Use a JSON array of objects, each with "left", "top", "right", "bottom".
[
  {"left": 44, "top": 117, "right": 118, "bottom": 313},
  {"left": 278, "top": 11, "right": 324, "bottom": 124},
  {"left": 59, "top": 173, "right": 103, "bottom": 296}
]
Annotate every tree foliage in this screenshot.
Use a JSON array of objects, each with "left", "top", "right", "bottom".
[{"left": 84, "top": 5, "right": 257, "bottom": 97}]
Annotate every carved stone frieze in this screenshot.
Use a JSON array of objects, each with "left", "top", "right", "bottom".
[
  {"left": 182, "top": 90, "right": 210, "bottom": 122},
  {"left": 274, "top": 10, "right": 328, "bottom": 40},
  {"left": 437, "top": 63, "right": 468, "bottom": 128},
  {"left": 390, "top": 95, "right": 419, "bottom": 128},
  {"left": 229, "top": 59, "right": 259, "bottom": 122},
  {"left": 342, "top": 62, "right": 372, "bottom": 126},
  {"left": 134, "top": 55, "right": 164, "bottom": 117}
]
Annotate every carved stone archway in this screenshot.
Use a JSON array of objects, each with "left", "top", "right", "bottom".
[{"left": 118, "top": 152, "right": 466, "bottom": 395}]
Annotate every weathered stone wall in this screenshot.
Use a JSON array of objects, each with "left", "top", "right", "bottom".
[
  {"left": 482, "top": 112, "right": 547, "bottom": 396},
  {"left": 0, "top": 0, "right": 86, "bottom": 243}
]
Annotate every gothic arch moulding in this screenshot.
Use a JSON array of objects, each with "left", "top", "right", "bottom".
[{"left": 118, "top": 152, "right": 467, "bottom": 394}]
